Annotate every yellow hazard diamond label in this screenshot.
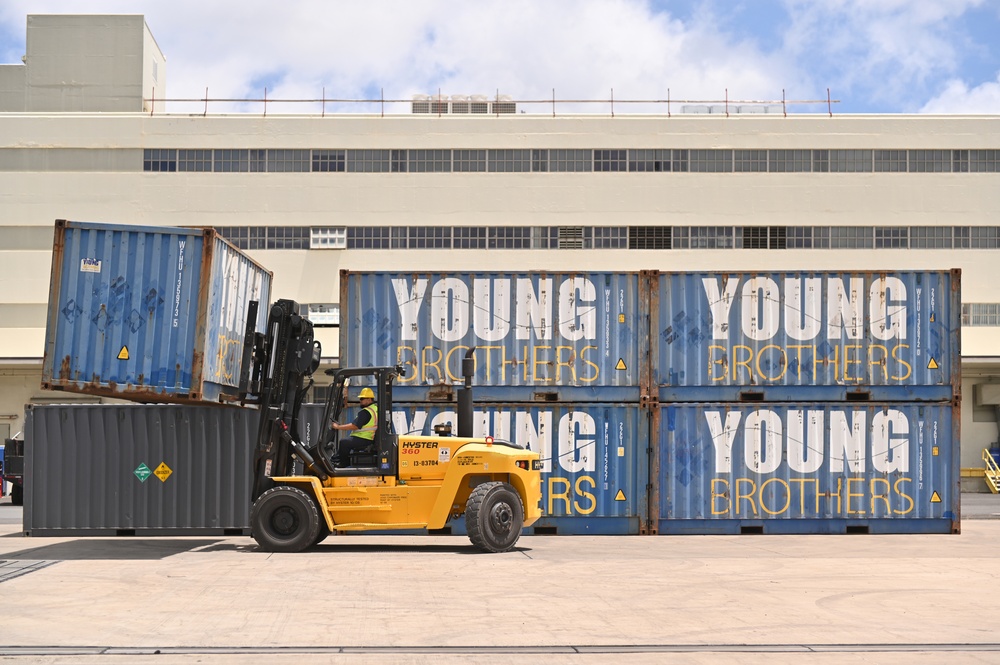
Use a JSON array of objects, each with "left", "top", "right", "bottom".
[
  {"left": 615, "top": 358, "right": 627, "bottom": 371},
  {"left": 930, "top": 491, "right": 942, "bottom": 503},
  {"left": 117, "top": 346, "right": 129, "bottom": 360},
  {"left": 154, "top": 462, "right": 172, "bottom": 482},
  {"left": 618, "top": 314, "right": 625, "bottom": 323},
  {"left": 930, "top": 313, "right": 935, "bottom": 322},
  {"left": 932, "top": 446, "right": 939, "bottom": 456},
  {"left": 927, "top": 357, "right": 939, "bottom": 370},
  {"left": 614, "top": 489, "right": 626, "bottom": 501}
]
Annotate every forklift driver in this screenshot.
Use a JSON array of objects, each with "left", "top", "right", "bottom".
[{"left": 331, "top": 387, "right": 378, "bottom": 466}]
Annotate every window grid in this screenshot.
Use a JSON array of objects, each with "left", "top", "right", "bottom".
[
  {"left": 970, "top": 227, "right": 1000, "bottom": 249},
  {"left": 531, "top": 149, "right": 549, "bottom": 172},
  {"left": 143, "top": 148, "right": 176, "bottom": 172},
  {"left": 407, "top": 226, "right": 453, "bottom": 248},
  {"left": 549, "top": 149, "right": 592, "bottom": 172},
  {"left": 909, "top": 226, "right": 953, "bottom": 249},
  {"left": 909, "top": 150, "right": 951, "bottom": 173},
  {"left": 453, "top": 149, "right": 487, "bottom": 173},
  {"left": 689, "top": 149, "right": 733, "bottom": 173},
  {"left": 875, "top": 150, "right": 907, "bottom": 173},
  {"left": 594, "top": 149, "right": 627, "bottom": 172},
  {"left": 409, "top": 149, "right": 452, "bottom": 172},
  {"left": 489, "top": 227, "right": 531, "bottom": 249},
  {"left": 177, "top": 149, "right": 212, "bottom": 172},
  {"left": 213, "top": 149, "right": 249, "bottom": 172},
  {"left": 963, "top": 303, "right": 1000, "bottom": 326},
  {"left": 310, "top": 227, "right": 347, "bottom": 249},
  {"left": 629, "top": 149, "right": 671, "bottom": 172},
  {"left": 488, "top": 149, "right": 532, "bottom": 172},
  {"left": 312, "top": 150, "right": 346, "bottom": 172},
  {"left": 970, "top": 150, "right": 1000, "bottom": 172},
  {"left": 454, "top": 227, "right": 486, "bottom": 249},
  {"left": 829, "top": 150, "right": 873, "bottom": 173},
  {"left": 348, "top": 226, "right": 390, "bottom": 249},
  {"left": 734, "top": 150, "right": 768, "bottom": 173},
  {"left": 347, "top": 149, "right": 391, "bottom": 172},
  {"left": 829, "top": 227, "right": 874, "bottom": 249},
  {"left": 769, "top": 150, "right": 812, "bottom": 172},
  {"left": 592, "top": 226, "right": 628, "bottom": 248},
  {"left": 267, "top": 149, "right": 310, "bottom": 173},
  {"left": 628, "top": 227, "right": 671, "bottom": 249},
  {"left": 875, "top": 226, "right": 909, "bottom": 248}
]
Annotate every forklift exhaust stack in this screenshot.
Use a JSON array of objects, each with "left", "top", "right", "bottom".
[{"left": 457, "top": 347, "right": 476, "bottom": 438}]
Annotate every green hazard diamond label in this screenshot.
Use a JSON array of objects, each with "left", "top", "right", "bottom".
[{"left": 134, "top": 463, "right": 152, "bottom": 483}]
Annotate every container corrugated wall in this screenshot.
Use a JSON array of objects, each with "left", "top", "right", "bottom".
[
  {"left": 42, "top": 220, "right": 271, "bottom": 404},
  {"left": 655, "top": 402, "right": 959, "bottom": 534},
  {"left": 23, "top": 404, "right": 257, "bottom": 535},
  {"left": 340, "top": 271, "right": 650, "bottom": 402},
  {"left": 653, "top": 270, "right": 960, "bottom": 401},
  {"left": 299, "top": 401, "right": 649, "bottom": 534}
]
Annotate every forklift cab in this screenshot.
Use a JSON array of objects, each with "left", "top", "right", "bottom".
[{"left": 313, "top": 365, "right": 404, "bottom": 477}]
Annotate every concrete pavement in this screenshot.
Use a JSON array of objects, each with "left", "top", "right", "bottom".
[{"left": 2, "top": 495, "right": 1000, "bottom": 664}]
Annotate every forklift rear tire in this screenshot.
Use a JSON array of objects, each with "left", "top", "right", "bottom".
[
  {"left": 250, "top": 486, "right": 320, "bottom": 553},
  {"left": 10, "top": 484, "right": 23, "bottom": 506},
  {"left": 465, "top": 481, "right": 523, "bottom": 553}
]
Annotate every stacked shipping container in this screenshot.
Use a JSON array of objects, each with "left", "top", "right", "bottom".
[{"left": 340, "top": 269, "right": 961, "bottom": 534}]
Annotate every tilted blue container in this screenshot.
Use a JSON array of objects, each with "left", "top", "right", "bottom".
[
  {"left": 653, "top": 270, "right": 960, "bottom": 401},
  {"left": 299, "top": 401, "right": 649, "bottom": 535},
  {"left": 655, "top": 402, "right": 959, "bottom": 534},
  {"left": 42, "top": 220, "right": 271, "bottom": 404},
  {"left": 339, "top": 271, "right": 650, "bottom": 402}
]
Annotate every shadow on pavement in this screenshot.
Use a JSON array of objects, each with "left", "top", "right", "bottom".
[
  {"left": 195, "top": 540, "right": 532, "bottom": 556},
  {"left": 0, "top": 539, "right": 224, "bottom": 561}
]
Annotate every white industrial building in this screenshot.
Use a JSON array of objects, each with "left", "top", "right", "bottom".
[{"left": 1, "top": 15, "right": 998, "bottom": 486}]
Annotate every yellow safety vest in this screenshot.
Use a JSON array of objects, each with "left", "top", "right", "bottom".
[{"left": 353, "top": 404, "right": 378, "bottom": 440}]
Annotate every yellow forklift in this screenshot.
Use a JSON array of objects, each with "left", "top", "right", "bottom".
[{"left": 241, "top": 300, "right": 542, "bottom": 553}]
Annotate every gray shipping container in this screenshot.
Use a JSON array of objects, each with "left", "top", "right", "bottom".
[
  {"left": 23, "top": 403, "right": 257, "bottom": 536},
  {"left": 42, "top": 220, "right": 272, "bottom": 405}
]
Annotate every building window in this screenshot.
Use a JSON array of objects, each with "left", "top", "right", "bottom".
[
  {"left": 307, "top": 303, "right": 340, "bottom": 326},
  {"left": 829, "top": 150, "right": 873, "bottom": 172},
  {"left": 391, "top": 149, "right": 408, "bottom": 173},
  {"left": 312, "top": 150, "right": 346, "bottom": 172},
  {"left": 909, "top": 226, "right": 952, "bottom": 249},
  {"left": 592, "top": 226, "right": 628, "bottom": 248},
  {"left": 218, "top": 226, "right": 249, "bottom": 249},
  {"left": 266, "top": 226, "right": 310, "bottom": 249},
  {"left": 970, "top": 227, "right": 1000, "bottom": 248},
  {"left": 875, "top": 226, "right": 908, "bottom": 248},
  {"left": 674, "top": 226, "right": 735, "bottom": 248},
  {"left": 177, "top": 149, "right": 212, "bottom": 172},
  {"left": 489, "top": 227, "right": 531, "bottom": 249},
  {"left": 787, "top": 226, "right": 830, "bottom": 248},
  {"left": 454, "top": 227, "right": 486, "bottom": 249},
  {"left": 249, "top": 149, "right": 267, "bottom": 172},
  {"left": 628, "top": 227, "right": 671, "bottom": 249},
  {"left": 963, "top": 303, "right": 1000, "bottom": 326},
  {"left": 689, "top": 150, "right": 733, "bottom": 173},
  {"left": 734, "top": 150, "right": 768, "bottom": 173},
  {"left": 407, "top": 227, "right": 452, "bottom": 248},
  {"left": 740, "top": 226, "right": 786, "bottom": 249},
  {"left": 143, "top": 148, "right": 176, "bottom": 172},
  {"left": 875, "top": 150, "right": 907, "bottom": 173},
  {"left": 348, "top": 226, "right": 390, "bottom": 249},
  {"left": 268, "top": 149, "right": 310, "bottom": 172},
  {"left": 409, "top": 149, "right": 452, "bottom": 172},
  {"left": 829, "top": 226, "right": 874, "bottom": 248},
  {"left": 347, "top": 149, "right": 391, "bottom": 173},
  {"left": 909, "top": 150, "right": 950, "bottom": 173},
  {"left": 453, "top": 150, "right": 487, "bottom": 173},
  {"left": 531, "top": 149, "right": 549, "bottom": 172},
  {"left": 310, "top": 227, "right": 347, "bottom": 249},
  {"left": 812, "top": 150, "right": 830, "bottom": 173},
  {"left": 629, "top": 149, "right": 671, "bottom": 172},
  {"left": 970, "top": 150, "right": 1000, "bottom": 172},
  {"left": 769, "top": 150, "right": 812, "bottom": 172},
  {"left": 532, "top": 227, "right": 559, "bottom": 249},
  {"left": 594, "top": 150, "right": 627, "bottom": 172},
  {"left": 214, "top": 149, "right": 249, "bottom": 172},
  {"left": 549, "top": 149, "right": 592, "bottom": 172},
  {"left": 488, "top": 149, "right": 532, "bottom": 172}
]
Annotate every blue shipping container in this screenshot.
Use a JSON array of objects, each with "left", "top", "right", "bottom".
[
  {"left": 300, "top": 402, "right": 648, "bottom": 535},
  {"left": 42, "top": 220, "right": 272, "bottom": 404},
  {"left": 654, "top": 270, "right": 960, "bottom": 401},
  {"left": 656, "top": 402, "right": 959, "bottom": 534},
  {"left": 339, "top": 271, "right": 649, "bottom": 402}
]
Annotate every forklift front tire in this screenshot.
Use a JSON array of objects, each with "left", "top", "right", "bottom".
[
  {"left": 250, "top": 486, "right": 320, "bottom": 553},
  {"left": 465, "top": 481, "right": 524, "bottom": 553}
]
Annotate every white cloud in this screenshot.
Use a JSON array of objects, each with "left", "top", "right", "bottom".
[{"left": 920, "top": 73, "right": 1000, "bottom": 113}]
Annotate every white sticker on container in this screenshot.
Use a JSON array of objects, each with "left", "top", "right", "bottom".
[
  {"left": 80, "top": 258, "right": 101, "bottom": 273},
  {"left": 439, "top": 447, "right": 451, "bottom": 463}
]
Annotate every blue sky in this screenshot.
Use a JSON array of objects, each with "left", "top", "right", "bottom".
[{"left": 1, "top": 0, "right": 998, "bottom": 114}]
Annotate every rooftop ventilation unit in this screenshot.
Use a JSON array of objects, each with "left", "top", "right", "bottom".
[
  {"left": 470, "top": 94, "right": 489, "bottom": 114},
  {"left": 451, "top": 94, "right": 470, "bottom": 113},
  {"left": 411, "top": 94, "right": 431, "bottom": 114},
  {"left": 492, "top": 94, "right": 516, "bottom": 114}
]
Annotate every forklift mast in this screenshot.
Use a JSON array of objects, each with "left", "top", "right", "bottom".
[{"left": 240, "top": 299, "right": 322, "bottom": 501}]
